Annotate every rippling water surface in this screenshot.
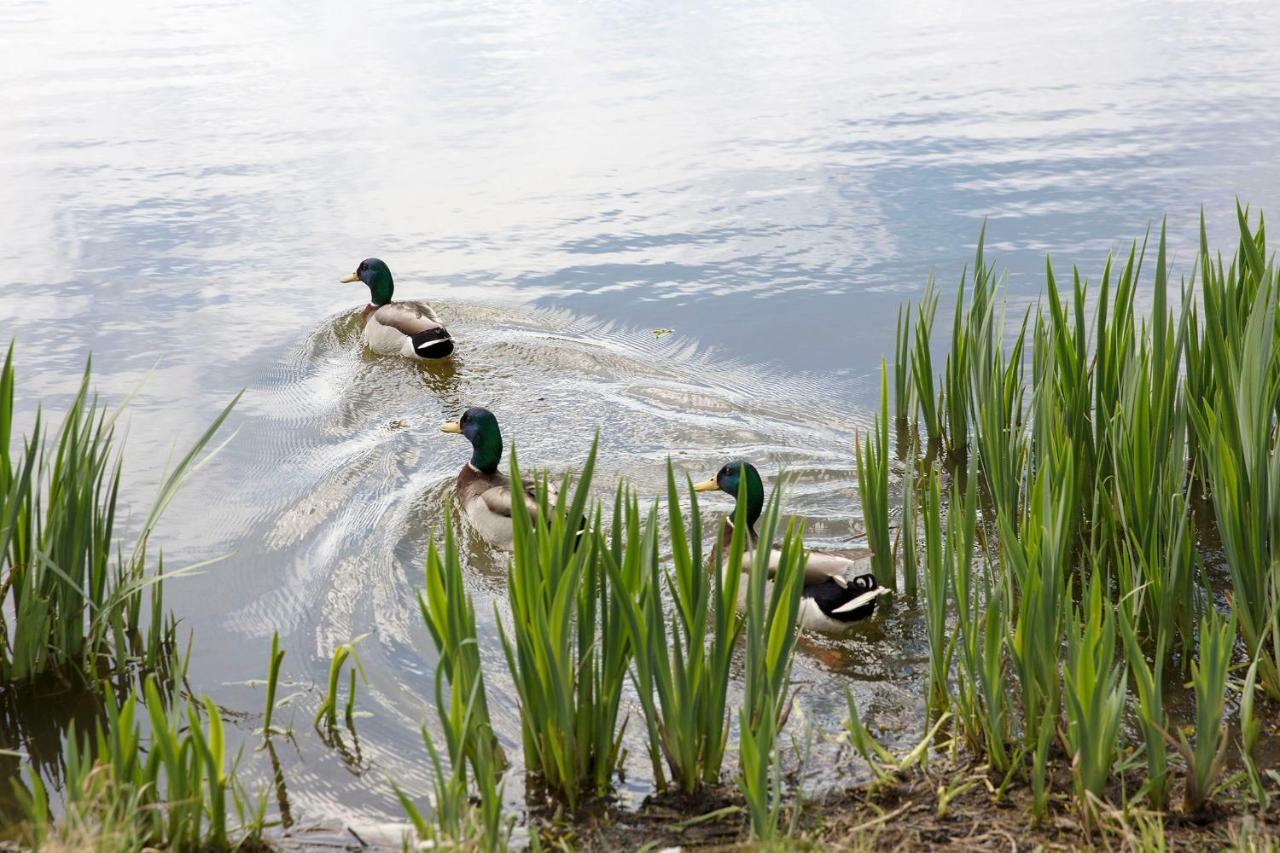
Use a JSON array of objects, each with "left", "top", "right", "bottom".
[{"left": 3, "top": 0, "right": 1280, "bottom": 835}]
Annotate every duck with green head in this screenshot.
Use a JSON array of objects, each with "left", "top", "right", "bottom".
[
  {"left": 693, "top": 460, "right": 889, "bottom": 633},
  {"left": 340, "top": 258, "right": 454, "bottom": 359},
  {"left": 441, "top": 407, "right": 555, "bottom": 547}
]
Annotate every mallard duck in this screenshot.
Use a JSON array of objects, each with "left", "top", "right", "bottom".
[
  {"left": 693, "top": 460, "right": 889, "bottom": 633},
  {"left": 441, "top": 407, "right": 549, "bottom": 547},
  {"left": 340, "top": 258, "right": 453, "bottom": 359}
]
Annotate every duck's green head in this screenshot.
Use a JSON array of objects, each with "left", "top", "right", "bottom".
[
  {"left": 693, "top": 459, "right": 765, "bottom": 528},
  {"left": 441, "top": 407, "right": 503, "bottom": 474},
  {"left": 341, "top": 258, "right": 394, "bottom": 306}
]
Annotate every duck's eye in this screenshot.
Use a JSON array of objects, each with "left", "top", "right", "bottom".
[{"left": 357, "top": 261, "right": 366, "bottom": 273}]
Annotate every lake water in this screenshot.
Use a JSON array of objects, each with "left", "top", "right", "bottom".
[{"left": 3, "top": 0, "right": 1280, "bottom": 835}]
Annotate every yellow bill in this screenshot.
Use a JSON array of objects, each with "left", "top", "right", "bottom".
[
  {"left": 441, "top": 421, "right": 462, "bottom": 434},
  {"left": 340, "top": 271, "right": 360, "bottom": 283},
  {"left": 692, "top": 478, "right": 719, "bottom": 492}
]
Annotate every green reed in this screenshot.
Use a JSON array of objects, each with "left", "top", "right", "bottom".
[
  {"left": 1002, "top": 432, "right": 1072, "bottom": 752},
  {"left": 911, "top": 277, "right": 942, "bottom": 447},
  {"left": 843, "top": 690, "right": 894, "bottom": 784},
  {"left": 606, "top": 464, "right": 744, "bottom": 793},
  {"left": 880, "top": 210, "right": 1280, "bottom": 822},
  {"left": 1063, "top": 575, "right": 1126, "bottom": 813},
  {"left": 403, "top": 510, "right": 508, "bottom": 850},
  {"left": 1190, "top": 217, "right": 1280, "bottom": 697},
  {"left": 968, "top": 303, "right": 1028, "bottom": 528},
  {"left": 314, "top": 635, "right": 366, "bottom": 731},
  {"left": 1117, "top": 606, "right": 1170, "bottom": 809},
  {"left": 1173, "top": 608, "right": 1235, "bottom": 812},
  {"left": 261, "top": 630, "right": 286, "bottom": 744},
  {"left": 920, "top": 468, "right": 950, "bottom": 721},
  {"left": 421, "top": 509, "right": 503, "bottom": 771},
  {"left": 945, "top": 468, "right": 1010, "bottom": 772},
  {"left": 396, "top": 663, "right": 509, "bottom": 851},
  {"left": 736, "top": 480, "right": 807, "bottom": 840},
  {"left": 499, "top": 437, "right": 633, "bottom": 809},
  {"left": 899, "top": 459, "right": 918, "bottom": 597},
  {"left": 1240, "top": 643, "right": 1271, "bottom": 810},
  {"left": 855, "top": 362, "right": 894, "bottom": 589},
  {"left": 894, "top": 305, "right": 914, "bottom": 427},
  {"left": 16, "top": 675, "right": 268, "bottom": 850},
  {"left": 0, "top": 344, "right": 238, "bottom": 688}
]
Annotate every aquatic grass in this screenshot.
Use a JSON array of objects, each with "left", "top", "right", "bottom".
[
  {"left": 1029, "top": 705, "right": 1056, "bottom": 824},
  {"left": 968, "top": 303, "right": 1028, "bottom": 528},
  {"left": 736, "top": 477, "right": 807, "bottom": 841},
  {"left": 843, "top": 691, "right": 895, "bottom": 784},
  {"left": 16, "top": 675, "right": 268, "bottom": 849},
  {"left": 396, "top": 664, "right": 510, "bottom": 852},
  {"left": 941, "top": 256, "right": 976, "bottom": 457},
  {"left": 314, "top": 634, "right": 367, "bottom": 731},
  {"left": 1003, "top": 401, "right": 1074, "bottom": 750},
  {"left": 844, "top": 688, "right": 955, "bottom": 784},
  {"left": 1102, "top": 233, "right": 1199, "bottom": 659},
  {"left": 605, "top": 463, "right": 744, "bottom": 793},
  {"left": 946, "top": 468, "right": 1010, "bottom": 772},
  {"left": 261, "top": 630, "right": 286, "bottom": 744},
  {"left": 1, "top": 344, "right": 238, "bottom": 688},
  {"left": 854, "top": 361, "right": 894, "bottom": 589},
  {"left": 1170, "top": 608, "right": 1235, "bottom": 813},
  {"left": 421, "top": 509, "right": 502, "bottom": 770},
  {"left": 920, "top": 468, "right": 950, "bottom": 721},
  {"left": 1240, "top": 644, "right": 1271, "bottom": 810},
  {"left": 867, "top": 209, "right": 1280, "bottom": 826},
  {"left": 1117, "top": 606, "right": 1170, "bottom": 809},
  {"left": 911, "top": 277, "right": 942, "bottom": 447},
  {"left": 894, "top": 305, "right": 914, "bottom": 428},
  {"left": 1190, "top": 222, "right": 1280, "bottom": 697},
  {"left": 499, "top": 436, "right": 634, "bottom": 809},
  {"left": 1063, "top": 575, "right": 1127, "bottom": 813},
  {"left": 406, "top": 508, "right": 509, "bottom": 849},
  {"left": 899, "top": 459, "right": 918, "bottom": 597}
]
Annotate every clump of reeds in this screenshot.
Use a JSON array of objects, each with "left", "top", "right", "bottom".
[
  {"left": 0, "top": 344, "right": 238, "bottom": 689},
  {"left": 605, "top": 464, "right": 742, "bottom": 794},
  {"left": 396, "top": 446, "right": 811, "bottom": 841},
  {"left": 15, "top": 675, "right": 269, "bottom": 849},
  {"left": 496, "top": 437, "right": 638, "bottom": 810},
  {"left": 861, "top": 207, "right": 1280, "bottom": 821},
  {"left": 398, "top": 509, "right": 509, "bottom": 850},
  {"left": 735, "top": 481, "right": 807, "bottom": 840}
]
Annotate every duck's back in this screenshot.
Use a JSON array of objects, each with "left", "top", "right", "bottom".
[{"left": 363, "top": 301, "right": 453, "bottom": 358}]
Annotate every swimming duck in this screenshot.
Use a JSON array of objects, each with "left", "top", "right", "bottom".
[
  {"left": 693, "top": 460, "right": 889, "bottom": 633},
  {"left": 340, "top": 258, "right": 454, "bottom": 359},
  {"left": 441, "top": 407, "right": 550, "bottom": 547}
]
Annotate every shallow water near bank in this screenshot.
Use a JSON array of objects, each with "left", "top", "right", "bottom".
[{"left": 4, "top": 0, "right": 1280, "bottom": 838}]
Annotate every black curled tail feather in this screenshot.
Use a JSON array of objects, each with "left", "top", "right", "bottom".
[
  {"left": 411, "top": 326, "right": 454, "bottom": 359},
  {"left": 808, "top": 573, "right": 884, "bottom": 623}
]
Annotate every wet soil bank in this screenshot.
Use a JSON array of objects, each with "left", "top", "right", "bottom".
[{"left": 567, "top": 762, "right": 1280, "bottom": 851}]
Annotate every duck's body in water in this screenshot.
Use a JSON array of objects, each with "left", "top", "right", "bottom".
[
  {"left": 693, "top": 460, "right": 889, "bottom": 634},
  {"left": 341, "top": 258, "right": 454, "bottom": 359},
  {"left": 441, "top": 407, "right": 555, "bottom": 548}
]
